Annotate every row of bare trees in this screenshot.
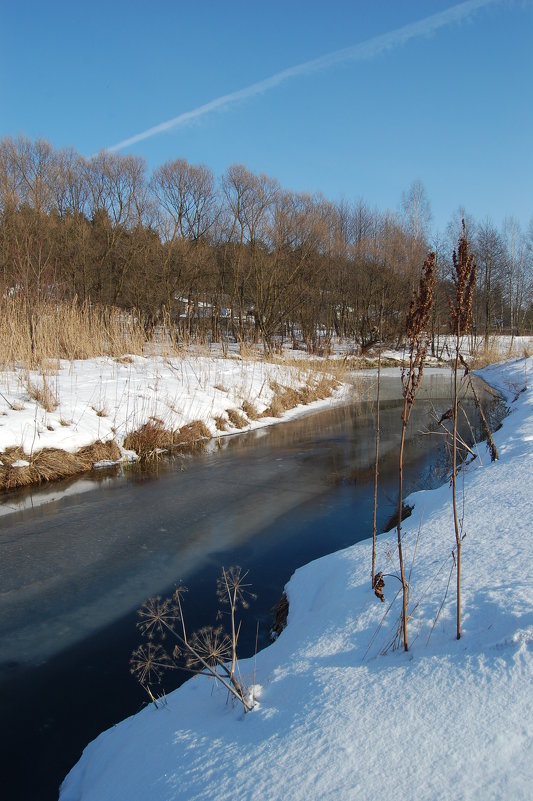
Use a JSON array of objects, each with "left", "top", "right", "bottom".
[{"left": 1, "top": 135, "right": 532, "bottom": 353}]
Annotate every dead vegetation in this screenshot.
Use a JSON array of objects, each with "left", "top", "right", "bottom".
[
  {"left": 26, "top": 377, "right": 58, "bottom": 412},
  {"left": 123, "top": 418, "right": 211, "bottom": 461},
  {"left": 0, "top": 296, "right": 149, "bottom": 369},
  {"left": 131, "top": 566, "right": 256, "bottom": 713},
  {"left": 261, "top": 375, "right": 340, "bottom": 418},
  {"left": 226, "top": 409, "right": 249, "bottom": 429},
  {"left": 0, "top": 440, "right": 121, "bottom": 491},
  {"left": 241, "top": 400, "right": 260, "bottom": 420}
]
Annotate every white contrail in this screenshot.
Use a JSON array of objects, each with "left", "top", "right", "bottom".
[{"left": 106, "top": 0, "right": 497, "bottom": 153}]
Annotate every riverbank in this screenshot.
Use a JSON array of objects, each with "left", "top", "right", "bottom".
[
  {"left": 2, "top": 336, "right": 530, "bottom": 494},
  {"left": 0, "top": 352, "right": 347, "bottom": 493},
  {"left": 59, "top": 355, "right": 533, "bottom": 801}
]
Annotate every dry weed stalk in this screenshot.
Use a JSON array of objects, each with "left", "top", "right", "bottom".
[
  {"left": 371, "top": 298, "right": 383, "bottom": 591},
  {"left": 449, "top": 221, "right": 477, "bottom": 640},
  {"left": 396, "top": 252, "right": 436, "bottom": 651}
]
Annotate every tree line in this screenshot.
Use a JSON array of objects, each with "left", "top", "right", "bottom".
[{"left": 1, "top": 135, "right": 531, "bottom": 354}]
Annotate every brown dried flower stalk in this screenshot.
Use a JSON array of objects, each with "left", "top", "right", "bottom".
[{"left": 396, "top": 252, "right": 436, "bottom": 652}]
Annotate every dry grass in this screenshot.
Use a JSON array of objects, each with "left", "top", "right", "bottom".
[
  {"left": 226, "top": 408, "right": 249, "bottom": 429},
  {"left": 0, "top": 296, "right": 150, "bottom": 368},
  {"left": 0, "top": 440, "right": 121, "bottom": 491},
  {"left": 123, "top": 418, "right": 211, "bottom": 460},
  {"left": 123, "top": 420, "right": 176, "bottom": 460},
  {"left": 261, "top": 395, "right": 284, "bottom": 418},
  {"left": 241, "top": 400, "right": 260, "bottom": 420},
  {"left": 468, "top": 342, "right": 506, "bottom": 369},
  {"left": 174, "top": 420, "right": 211, "bottom": 452},
  {"left": 214, "top": 415, "right": 228, "bottom": 431},
  {"left": 27, "top": 377, "right": 58, "bottom": 412},
  {"left": 262, "top": 375, "right": 339, "bottom": 418}
]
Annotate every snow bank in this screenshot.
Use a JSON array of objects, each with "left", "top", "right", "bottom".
[
  {"left": 59, "top": 357, "right": 533, "bottom": 801},
  {"left": 0, "top": 354, "right": 349, "bottom": 456}
]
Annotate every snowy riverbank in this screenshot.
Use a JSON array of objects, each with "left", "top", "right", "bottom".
[
  {"left": 59, "top": 356, "right": 533, "bottom": 801},
  {"left": 0, "top": 352, "right": 352, "bottom": 498}
]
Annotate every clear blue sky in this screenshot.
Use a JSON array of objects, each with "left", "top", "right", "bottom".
[{"left": 2, "top": 0, "right": 532, "bottom": 234}]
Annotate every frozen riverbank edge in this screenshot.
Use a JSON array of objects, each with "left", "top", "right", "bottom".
[
  {"left": 0, "top": 353, "right": 351, "bottom": 501},
  {"left": 59, "top": 356, "right": 533, "bottom": 801}
]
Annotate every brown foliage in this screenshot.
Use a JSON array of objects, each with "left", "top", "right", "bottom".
[
  {"left": 123, "top": 418, "right": 211, "bottom": 460},
  {"left": 0, "top": 439, "right": 120, "bottom": 490},
  {"left": 450, "top": 220, "right": 477, "bottom": 337}
]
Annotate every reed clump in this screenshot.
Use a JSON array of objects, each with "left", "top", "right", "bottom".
[
  {"left": 123, "top": 418, "right": 211, "bottom": 460},
  {"left": 226, "top": 409, "right": 249, "bottom": 429},
  {"left": 241, "top": 400, "right": 260, "bottom": 420},
  {"left": 0, "top": 440, "right": 121, "bottom": 490},
  {"left": 174, "top": 420, "right": 211, "bottom": 452},
  {"left": 0, "top": 296, "right": 150, "bottom": 369}
]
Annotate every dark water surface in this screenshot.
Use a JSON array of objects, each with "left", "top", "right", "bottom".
[{"left": 0, "top": 373, "right": 500, "bottom": 800}]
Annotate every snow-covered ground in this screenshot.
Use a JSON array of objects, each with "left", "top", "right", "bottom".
[
  {"left": 0, "top": 353, "right": 347, "bottom": 456},
  {"left": 58, "top": 355, "right": 533, "bottom": 801}
]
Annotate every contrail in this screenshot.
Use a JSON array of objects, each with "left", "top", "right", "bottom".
[{"left": 107, "top": 0, "right": 497, "bottom": 153}]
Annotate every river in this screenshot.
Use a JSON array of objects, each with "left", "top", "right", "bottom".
[{"left": 0, "top": 371, "right": 501, "bottom": 801}]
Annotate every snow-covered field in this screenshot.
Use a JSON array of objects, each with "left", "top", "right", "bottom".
[{"left": 58, "top": 355, "right": 533, "bottom": 801}]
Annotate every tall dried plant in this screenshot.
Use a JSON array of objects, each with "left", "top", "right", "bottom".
[
  {"left": 449, "top": 221, "right": 477, "bottom": 640},
  {"left": 371, "top": 298, "right": 383, "bottom": 592},
  {"left": 130, "top": 566, "right": 256, "bottom": 712},
  {"left": 397, "top": 252, "right": 436, "bottom": 651}
]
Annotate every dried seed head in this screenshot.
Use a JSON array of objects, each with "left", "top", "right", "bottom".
[
  {"left": 185, "top": 625, "right": 233, "bottom": 670},
  {"left": 217, "top": 566, "right": 257, "bottom": 609},
  {"left": 137, "top": 596, "right": 181, "bottom": 639},
  {"left": 450, "top": 220, "right": 477, "bottom": 335},
  {"left": 130, "top": 642, "right": 172, "bottom": 687},
  {"left": 402, "top": 252, "right": 436, "bottom": 404}
]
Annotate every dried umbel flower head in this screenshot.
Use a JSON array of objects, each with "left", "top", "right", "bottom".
[
  {"left": 216, "top": 566, "right": 257, "bottom": 610},
  {"left": 450, "top": 220, "right": 477, "bottom": 336},
  {"left": 136, "top": 596, "right": 181, "bottom": 639},
  {"left": 184, "top": 626, "right": 233, "bottom": 670},
  {"left": 130, "top": 642, "right": 173, "bottom": 687}
]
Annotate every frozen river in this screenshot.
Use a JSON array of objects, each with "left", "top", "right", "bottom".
[{"left": 0, "top": 372, "right": 500, "bottom": 801}]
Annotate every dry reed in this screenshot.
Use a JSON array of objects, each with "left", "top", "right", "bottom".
[
  {"left": 0, "top": 440, "right": 121, "bottom": 490},
  {"left": 0, "top": 296, "right": 149, "bottom": 368},
  {"left": 123, "top": 418, "right": 211, "bottom": 461},
  {"left": 226, "top": 409, "right": 249, "bottom": 429}
]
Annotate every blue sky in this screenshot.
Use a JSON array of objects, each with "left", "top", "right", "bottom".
[{"left": 2, "top": 0, "right": 532, "bottom": 234}]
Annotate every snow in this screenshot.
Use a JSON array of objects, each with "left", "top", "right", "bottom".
[
  {"left": 58, "top": 356, "right": 533, "bottom": 801},
  {"left": 0, "top": 354, "right": 350, "bottom": 457}
]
